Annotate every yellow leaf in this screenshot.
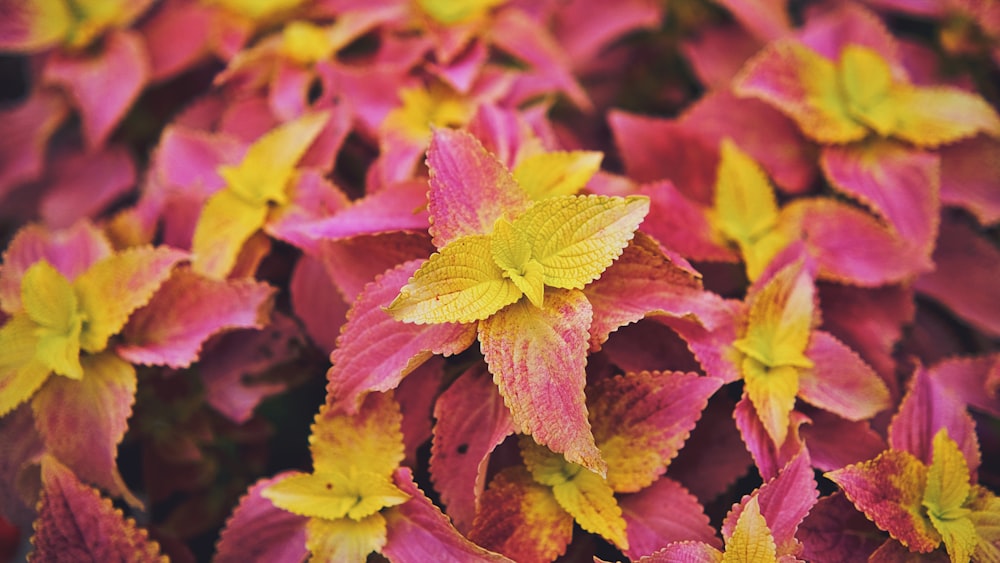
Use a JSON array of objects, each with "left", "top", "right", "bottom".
[
  {"left": 281, "top": 21, "right": 336, "bottom": 65},
  {"left": 723, "top": 496, "right": 778, "bottom": 563},
  {"left": 387, "top": 235, "right": 522, "bottom": 324},
  {"left": 415, "top": 0, "right": 505, "bottom": 25},
  {"left": 743, "top": 360, "right": 799, "bottom": 446},
  {"left": 741, "top": 231, "right": 793, "bottom": 283},
  {"left": 492, "top": 219, "right": 545, "bottom": 308},
  {"left": 305, "top": 512, "right": 387, "bottom": 562},
  {"left": 0, "top": 315, "right": 53, "bottom": 417},
  {"left": 924, "top": 429, "right": 977, "bottom": 563},
  {"left": 20, "top": 261, "right": 83, "bottom": 379},
  {"left": 262, "top": 471, "right": 409, "bottom": 521},
  {"left": 191, "top": 189, "right": 270, "bottom": 280},
  {"left": 734, "top": 261, "right": 814, "bottom": 370},
  {"left": 885, "top": 86, "right": 1000, "bottom": 148},
  {"left": 712, "top": 140, "right": 780, "bottom": 246},
  {"left": 382, "top": 84, "right": 471, "bottom": 142},
  {"left": 309, "top": 396, "right": 405, "bottom": 481},
  {"left": 838, "top": 45, "right": 897, "bottom": 137},
  {"left": 521, "top": 436, "right": 579, "bottom": 487},
  {"left": 212, "top": 0, "right": 307, "bottom": 21},
  {"left": 6, "top": 0, "right": 73, "bottom": 52},
  {"left": 510, "top": 195, "right": 649, "bottom": 290},
  {"left": 513, "top": 151, "right": 603, "bottom": 201},
  {"left": 967, "top": 485, "right": 1000, "bottom": 562}
]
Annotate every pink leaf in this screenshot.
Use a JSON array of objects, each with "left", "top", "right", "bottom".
[
  {"left": 798, "top": 2, "right": 901, "bottom": 64},
  {"left": 117, "top": 268, "right": 275, "bottom": 368},
  {"left": 430, "top": 364, "right": 515, "bottom": 533},
  {"left": 152, "top": 126, "right": 244, "bottom": 198},
  {"left": 396, "top": 357, "right": 445, "bottom": 466},
  {"left": 888, "top": 364, "right": 981, "bottom": 475},
  {"left": 798, "top": 330, "right": 891, "bottom": 421},
  {"left": 289, "top": 180, "right": 429, "bottom": 243},
  {"left": 39, "top": 145, "right": 136, "bottom": 229},
  {"left": 42, "top": 30, "right": 150, "bottom": 150},
  {"left": 0, "top": 221, "right": 112, "bottom": 314},
  {"left": 326, "top": 260, "right": 477, "bottom": 413},
  {"left": 716, "top": 0, "right": 792, "bottom": 40},
  {"left": 466, "top": 104, "right": 540, "bottom": 169},
  {"left": 426, "top": 128, "right": 529, "bottom": 248},
  {"left": 0, "top": 405, "right": 44, "bottom": 530},
  {"left": 0, "top": 89, "right": 68, "bottom": 198},
  {"left": 214, "top": 473, "right": 308, "bottom": 563},
  {"left": 31, "top": 456, "right": 165, "bottom": 562},
  {"left": 382, "top": 467, "right": 513, "bottom": 562},
  {"left": 619, "top": 477, "right": 721, "bottom": 560},
  {"left": 289, "top": 254, "right": 350, "bottom": 355},
  {"left": 820, "top": 142, "right": 940, "bottom": 268},
  {"left": 798, "top": 409, "right": 887, "bottom": 472},
  {"left": 939, "top": 136, "right": 1000, "bottom": 226},
  {"left": 734, "top": 396, "right": 808, "bottom": 482},
  {"left": 682, "top": 22, "right": 763, "bottom": 90},
  {"left": 660, "top": 301, "right": 745, "bottom": 384},
  {"left": 265, "top": 170, "right": 352, "bottom": 253},
  {"left": 552, "top": 0, "right": 661, "bottom": 64},
  {"left": 138, "top": 0, "right": 215, "bottom": 82},
  {"left": 623, "top": 180, "right": 734, "bottom": 262},
  {"left": 798, "top": 493, "right": 885, "bottom": 562},
  {"left": 479, "top": 289, "right": 605, "bottom": 474},
  {"left": 915, "top": 217, "right": 1000, "bottom": 337},
  {"left": 317, "top": 232, "right": 435, "bottom": 302},
  {"left": 31, "top": 353, "right": 139, "bottom": 506},
  {"left": 927, "top": 355, "right": 1000, "bottom": 418}
]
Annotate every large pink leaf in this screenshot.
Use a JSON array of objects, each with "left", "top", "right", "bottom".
[
  {"left": 466, "top": 104, "right": 540, "bottom": 169},
  {"left": 288, "top": 180, "right": 430, "bottom": 243},
  {"left": 214, "top": 473, "right": 308, "bottom": 563},
  {"left": 584, "top": 233, "right": 724, "bottom": 352},
  {"left": 888, "top": 364, "right": 980, "bottom": 475},
  {"left": 0, "top": 221, "right": 112, "bottom": 314},
  {"left": 430, "top": 364, "right": 515, "bottom": 533},
  {"left": 396, "top": 357, "right": 445, "bottom": 466},
  {"left": 798, "top": 330, "right": 891, "bottom": 421},
  {"left": 589, "top": 371, "right": 722, "bottom": 492},
  {"left": 200, "top": 313, "right": 305, "bottom": 423},
  {"left": 939, "top": 136, "right": 1000, "bottom": 226},
  {"left": 289, "top": 254, "right": 350, "bottom": 355},
  {"left": 265, "top": 170, "right": 352, "bottom": 253},
  {"left": 552, "top": 0, "right": 661, "bottom": 64},
  {"left": 0, "top": 89, "right": 68, "bottom": 199},
  {"left": 733, "top": 396, "right": 808, "bottom": 482},
  {"left": 788, "top": 198, "right": 927, "bottom": 286},
  {"left": 682, "top": 22, "right": 763, "bottom": 90},
  {"left": 317, "top": 232, "right": 435, "bottom": 302},
  {"left": 152, "top": 126, "right": 244, "bottom": 198},
  {"left": 820, "top": 142, "right": 940, "bottom": 268},
  {"left": 31, "top": 456, "right": 165, "bottom": 562},
  {"left": 915, "top": 217, "right": 1000, "bottom": 337},
  {"left": 117, "top": 268, "right": 275, "bottom": 368},
  {"left": 42, "top": 30, "right": 150, "bottom": 150},
  {"left": 138, "top": 0, "right": 215, "bottom": 82},
  {"left": 326, "top": 260, "right": 477, "bottom": 413},
  {"left": 479, "top": 289, "right": 604, "bottom": 474},
  {"left": 798, "top": 493, "right": 885, "bottom": 562},
  {"left": 425, "top": 128, "right": 529, "bottom": 248},
  {"left": 383, "top": 467, "right": 513, "bottom": 562},
  {"left": 39, "top": 146, "right": 136, "bottom": 229},
  {"left": 619, "top": 477, "right": 720, "bottom": 560},
  {"left": 31, "top": 353, "right": 138, "bottom": 506},
  {"left": 723, "top": 452, "right": 818, "bottom": 557},
  {"left": 927, "top": 355, "right": 1000, "bottom": 418},
  {"left": 660, "top": 301, "right": 745, "bottom": 383},
  {"left": 798, "top": 409, "right": 887, "bottom": 473}
]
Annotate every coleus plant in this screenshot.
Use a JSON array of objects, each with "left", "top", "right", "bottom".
[{"left": 0, "top": 0, "right": 998, "bottom": 562}]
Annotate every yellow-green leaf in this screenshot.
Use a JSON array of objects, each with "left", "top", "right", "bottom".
[
  {"left": 712, "top": 139, "right": 780, "bottom": 246},
  {"left": 743, "top": 360, "right": 799, "bottom": 446},
  {"left": 884, "top": 86, "right": 1000, "bottom": 148},
  {"left": 492, "top": 219, "right": 545, "bottom": 308},
  {"left": 734, "top": 261, "right": 814, "bottom": 370},
  {"left": 838, "top": 45, "right": 897, "bottom": 136},
  {"left": 924, "top": 429, "right": 977, "bottom": 562},
  {"left": 513, "top": 151, "right": 603, "bottom": 201},
  {"left": 191, "top": 189, "right": 269, "bottom": 280},
  {"left": 415, "top": 0, "right": 505, "bottom": 25},
  {"left": 723, "top": 496, "right": 778, "bottom": 563},
  {"left": 305, "top": 512, "right": 388, "bottom": 562},
  {"left": 262, "top": 471, "right": 409, "bottom": 521},
  {"left": 508, "top": 195, "right": 649, "bottom": 290},
  {"left": 0, "top": 315, "right": 53, "bottom": 417},
  {"left": 20, "top": 261, "right": 77, "bottom": 333},
  {"left": 310, "top": 394, "right": 405, "bottom": 481},
  {"left": 387, "top": 235, "right": 522, "bottom": 324},
  {"left": 219, "top": 111, "right": 329, "bottom": 206}
]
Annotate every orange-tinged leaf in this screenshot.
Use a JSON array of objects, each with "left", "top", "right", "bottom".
[
  {"left": 310, "top": 394, "right": 404, "bottom": 480},
  {"left": 0, "top": 315, "right": 52, "bottom": 417},
  {"left": 838, "top": 45, "right": 896, "bottom": 136},
  {"left": 734, "top": 261, "right": 814, "bottom": 370},
  {"left": 743, "top": 360, "right": 799, "bottom": 447},
  {"left": 509, "top": 195, "right": 650, "bottom": 290},
  {"left": 74, "top": 246, "right": 185, "bottom": 352},
  {"left": 722, "top": 496, "right": 778, "bottom": 563},
  {"left": 191, "top": 187, "right": 269, "bottom": 280},
  {"left": 262, "top": 471, "right": 409, "bottom": 522},
  {"left": 470, "top": 466, "right": 574, "bottom": 563},
  {"left": 884, "top": 86, "right": 1000, "bottom": 149},
  {"left": 924, "top": 430, "right": 977, "bottom": 563},
  {"left": 387, "top": 235, "right": 522, "bottom": 324},
  {"left": 219, "top": 112, "right": 329, "bottom": 205},
  {"left": 305, "top": 512, "right": 387, "bottom": 563},
  {"left": 513, "top": 151, "right": 603, "bottom": 200},
  {"left": 734, "top": 40, "right": 868, "bottom": 144}
]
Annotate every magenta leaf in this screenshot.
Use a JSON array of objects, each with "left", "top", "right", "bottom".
[
  {"left": 41, "top": 30, "right": 150, "bottom": 150},
  {"left": 288, "top": 180, "right": 430, "bottom": 243},
  {"left": 734, "top": 396, "right": 808, "bottom": 482},
  {"left": 798, "top": 330, "right": 891, "bottom": 422},
  {"left": 939, "top": 136, "right": 1000, "bottom": 226},
  {"left": 669, "top": 395, "right": 753, "bottom": 504},
  {"left": 915, "top": 217, "right": 1000, "bottom": 337},
  {"left": 382, "top": 467, "right": 513, "bottom": 562},
  {"left": 152, "top": 126, "right": 243, "bottom": 198},
  {"left": 117, "top": 268, "right": 275, "bottom": 368},
  {"left": 619, "top": 477, "right": 720, "bottom": 559},
  {"left": 888, "top": 364, "right": 981, "bottom": 475},
  {"left": 289, "top": 254, "right": 350, "bottom": 355},
  {"left": 31, "top": 353, "right": 138, "bottom": 505},
  {"left": 326, "top": 260, "right": 477, "bottom": 413},
  {"left": 798, "top": 493, "right": 886, "bottom": 562},
  {"left": 629, "top": 180, "right": 734, "bottom": 262},
  {"left": 798, "top": 409, "right": 887, "bottom": 473},
  {"left": 798, "top": 2, "right": 901, "bottom": 63},
  {"left": 0, "top": 90, "right": 69, "bottom": 199},
  {"left": 426, "top": 128, "right": 529, "bottom": 248},
  {"left": 30, "top": 456, "right": 165, "bottom": 562},
  {"left": 39, "top": 146, "right": 136, "bottom": 229},
  {"left": 316, "top": 232, "right": 436, "bottom": 302},
  {"left": 927, "top": 355, "right": 1000, "bottom": 418},
  {"left": 214, "top": 473, "right": 308, "bottom": 563},
  {"left": 429, "top": 363, "right": 515, "bottom": 533}
]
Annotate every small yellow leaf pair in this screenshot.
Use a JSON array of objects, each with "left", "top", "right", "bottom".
[{"left": 386, "top": 194, "right": 650, "bottom": 324}]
